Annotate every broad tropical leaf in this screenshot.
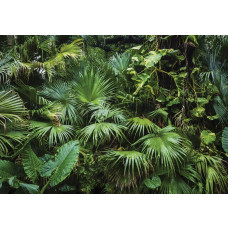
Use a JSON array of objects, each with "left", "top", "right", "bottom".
[
  {"left": 40, "top": 140, "right": 80, "bottom": 187},
  {"left": 222, "top": 127, "right": 228, "bottom": 152},
  {"left": 22, "top": 144, "right": 41, "bottom": 183},
  {"left": 0, "top": 160, "right": 25, "bottom": 178}
]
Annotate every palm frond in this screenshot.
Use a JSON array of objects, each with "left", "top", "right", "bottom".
[
  {"left": 127, "top": 117, "right": 160, "bottom": 137},
  {"left": 149, "top": 108, "right": 170, "bottom": 125},
  {"left": 15, "top": 80, "right": 50, "bottom": 106},
  {"left": 73, "top": 67, "right": 114, "bottom": 106},
  {"left": 102, "top": 150, "right": 150, "bottom": 191},
  {"left": 39, "top": 80, "right": 81, "bottom": 124},
  {"left": 89, "top": 103, "right": 126, "bottom": 124},
  {"left": 194, "top": 152, "right": 228, "bottom": 193},
  {"left": 43, "top": 39, "right": 82, "bottom": 80},
  {"left": 0, "top": 90, "right": 26, "bottom": 131},
  {"left": 79, "top": 122, "right": 126, "bottom": 146},
  {"left": 29, "top": 120, "right": 74, "bottom": 147},
  {"left": 134, "top": 126, "right": 190, "bottom": 173},
  {"left": 109, "top": 52, "right": 131, "bottom": 76}
]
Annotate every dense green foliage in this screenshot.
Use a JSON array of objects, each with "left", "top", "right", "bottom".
[{"left": 0, "top": 35, "right": 227, "bottom": 194}]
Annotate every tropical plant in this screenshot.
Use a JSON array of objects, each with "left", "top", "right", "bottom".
[
  {"left": 134, "top": 126, "right": 190, "bottom": 173},
  {"left": 0, "top": 35, "right": 227, "bottom": 194}
]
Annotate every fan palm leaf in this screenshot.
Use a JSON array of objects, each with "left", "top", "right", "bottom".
[
  {"left": 0, "top": 90, "right": 26, "bottom": 128},
  {"left": 109, "top": 52, "right": 131, "bottom": 76},
  {"left": 194, "top": 152, "right": 228, "bottom": 193},
  {"left": 73, "top": 67, "right": 114, "bottom": 106},
  {"left": 29, "top": 120, "right": 74, "bottom": 147},
  {"left": 89, "top": 103, "right": 126, "bottom": 124},
  {"left": 102, "top": 150, "right": 150, "bottom": 191},
  {"left": 127, "top": 117, "right": 160, "bottom": 137},
  {"left": 39, "top": 80, "right": 81, "bottom": 124},
  {"left": 149, "top": 108, "right": 170, "bottom": 125},
  {"left": 134, "top": 126, "right": 190, "bottom": 173},
  {"left": 79, "top": 122, "right": 126, "bottom": 146}
]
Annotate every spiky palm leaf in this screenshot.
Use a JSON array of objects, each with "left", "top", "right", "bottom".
[
  {"left": 109, "top": 52, "right": 131, "bottom": 76},
  {"left": 0, "top": 90, "right": 26, "bottom": 129},
  {"left": 29, "top": 120, "right": 74, "bottom": 147},
  {"left": 0, "top": 54, "right": 28, "bottom": 80},
  {"left": 89, "top": 103, "right": 126, "bottom": 124},
  {"left": 39, "top": 80, "right": 81, "bottom": 124},
  {"left": 127, "top": 117, "right": 160, "bottom": 137},
  {"left": 79, "top": 122, "right": 126, "bottom": 146},
  {"left": 15, "top": 80, "right": 50, "bottom": 106},
  {"left": 73, "top": 67, "right": 114, "bottom": 106},
  {"left": 194, "top": 152, "right": 228, "bottom": 193},
  {"left": 159, "top": 161, "right": 200, "bottom": 194},
  {"left": 149, "top": 108, "right": 170, "bottom": 125},
  {"left": 102, "top": 150, "right": 150, "bottom": 191},
  {"left": 213, "top": 96, "right": 228, "bottom": 125},
  {"left": 134, "top": 126, "right": 190, "bottom": 173},
  {"left": 43, "top": 39, "right": 82, "bottom": 79},
  {"left": 0, "top": 126, "right": 27, "bottom": 156}
]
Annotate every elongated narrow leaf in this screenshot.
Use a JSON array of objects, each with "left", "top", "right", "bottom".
[
  {"left": 22, "top": 144, "right": 41, "bottom": 183},
  {"left": 41, "top": 140, "right": 80, "bottom": 187}
]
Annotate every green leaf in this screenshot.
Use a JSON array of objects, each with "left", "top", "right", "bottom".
[
  {"left": 170, "top": 72, "right": 187, "bottom": 96},
  {"left": 22, "top": 144, "right": 41, "bottom": 183},
  {"left": 40, "top": 140, "right": 80, "bottom": 187},
  {"left": 7, "top": 176, "right": 39, "bottom": 194},
  {"left": 0, "top": 178, "right": 6, "bottom": 188},
  {"left": 167, "top": 97, "right": 180, "bottom": 107},
  {"left": 144, "top": 176, "right": 161, "bottom": 189},
  {"left": 8, "top": 176, "right": 20, "bottom": 188},
  {"left": 0, "top": 160, "right": 25, "bottom": 178},
  {"left": 144, "top": 51, "right": 163, "bottom": 68},
  {"left": 176, "top": 55, "right": 185, "bottom": 61},
  {"left": 191, "top": 106, "right": 205, "bottom": 118},
  {"left": 19, "top": 182, "right": 39, "bottom": 194},
  {"left": 201, "top": 130, "right": 216, "bottom": 145},
  {"left": 131, "top": 45, "right": 142, "bottom": 50},
  {"left": 39, "top": 154, "right": 54, "bottom": 164},
  {"left": 197, "top": 97, "right": 209, "bottom": 106},
  {"left": 222, "top": 127, "right": 228, "bottom": 153},
  {"left": 207, "top": 115, "right": 219, "bottom": 120},
  {"left": 58, "top": 184, "right": 76, "bottom": 192},
  {"left": 127, "top": 117, "right": 160, "bottom": 136}
]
